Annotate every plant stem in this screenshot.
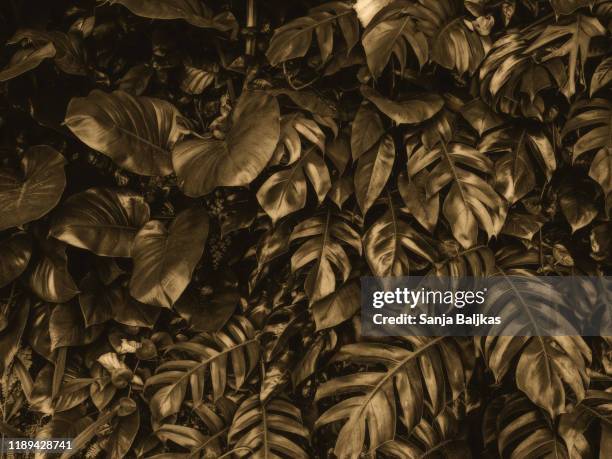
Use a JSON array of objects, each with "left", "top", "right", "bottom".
[{"left": 245, "top": 0, "right": 257, "bottom": 56}]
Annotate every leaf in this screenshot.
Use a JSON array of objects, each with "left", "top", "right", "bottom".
[
  {"left": 50, "top": 188, "right": 150, "bottom": 257},
  {"left": 173, "top": 91, "right": 280, "bottom": 196},
  {"left": 524, "top": 14, "right": 606, "bottom": 98},
  {"left": 0, "top": 232, "right": 32, "bottom": 288},
  {"left": 106, "top": 409, "right": 139, "bottom": 459},
  {"left": 361, "top": 2, "right": 428, "bottom": 77},
  {"left": 311, "top": 281, "right": 360, "bottom": 330},
  {"left": 410, "top": 141, "right": 506, "bottom": 249},
  {"left": 0, "top": 146, "right": 66, "bottom": 231},
  {"left": 364, "top": 193, "right": 438, "bottom": 276},
  {"left": 290, "top": 209, "right": 361, "bottom": 302},
  {"left": 0, "top": 42, "right": 56, "bottom": 82},
  {"left": 65, "top": 90, "right": 186, "bottom": 176},
  {"left": 28, "top": 237, "right": 78, "bottom": 303},
  {"left": 354, "top": 134, "right": 394, "bottom": 214},
  {"left": 460, "top": 99, "right": 504, "bottom": 136},
  {"left": 398, "top": 170, "right": 439, "bottom": 232},
  {"left": 361, "top": 85, "right": 444, "bottom": 124},
  {"left": 180, "top": 59, "right": 217, "bottom": 95},
  {"left": 257, "top": 146, "right": 331, "bottom": 223},
  {"left": 501, "top": 212, "right": 545, "bottom": 240},
  {"left": 0, "top": 298, "right": 29, "bottom": 374},
  {"left": 353, "top": 0, "right": 393, "bottom": 27},
  {"left": 560, "top": 191, "right": 598, "bottom": 233},
  {"left": 228, "top": 395, "right": 310, "bottom": 458},
  {"left": 550, "top": 0, "right": 594, "bottom": 16},
  {"left": 590, "top": 56, "right": 612, "bottom": 96},
  {"left": 49, "top": 304, "right": 103, "bottom": 350},
  {"left": 118, "top": 64, "right": 154, "bottom": 95},
  {"left": 266, "top": 2, "right": 358, "bottom": 66},
  {"left": 108, "top": 0, "right": 237, "bottom": 31},
  {"left": 175, "top": 288, "right": 237, "bottom": 332},
  {"left": 316, "top": 337, "right": 468, "bottom": 458},
  {"left": 351, "top": 104, "right": 384, "bottom": 160},
  {"left": 129, "top": 207, "right": 209, "bottom": 308},
  {"left": 156, "top": 424, "right": 220, "bottom": 456},
  {"left": 590, "top": 147, "right": 612, "bottom": 215}
]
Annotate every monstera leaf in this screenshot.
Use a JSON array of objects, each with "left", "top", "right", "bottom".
[
  {"left": 0, "top": 232, "right": 32, "bottom": 288},
  {"left": 290, "top": 209, "right": 361, "bottom": 302},
  {"left": 173, "top": 91, "right": 280, "bottom": 196},
  {"left": 50, "top": 188, "right": 150, "bottom": 257},
  {"left": 108, "top": 0, "right": 237, "bottom": 31},
  {"left": 266, "top": 2, "right": 358, "bottom": 66},
  {"left": 228, "top": 395, "right": 310, "bottom": 458},
  {"left": 0, "top": 146, "right": 66, "bottom": 231},
  {"left": 315, "top": 337, "right": 469, "bottom": 459},
  {"left": 364, "top": 193, "right": 438, "bottom": 276},
  {"left": 409, "top": 140, "right": 506, "bottom": 249},
  {"left": 129, "top": 207, "right": 209, "bottom": 308},
  {"left": 478, "top": 247, "right": 592, "bottom": 417},
  {"left": 257, "top": 146, "right": 331, "bottom": 223},
  {"left": 361, "top": 1, "right": 428, "bottom": 77},
  {"left": 65, "top": 90, "right": 186, "bottom": 176}
]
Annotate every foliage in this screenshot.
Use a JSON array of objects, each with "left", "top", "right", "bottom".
[{"left": 0, "top": 0, "right": 610, "bottom": 457}]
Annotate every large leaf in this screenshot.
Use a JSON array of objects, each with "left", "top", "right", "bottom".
[
  {"left": 0, "top": 146, "right": 66, "bottom": 231},
  {"left": 354, "top": 134, "right": 395, "bottom": 214},
  {"left": 266, "top": 2, "right": 358, "bottom": 66},
  {"left": 107, "top": 0, "right": 237, "bottom": 31},
  {"left": 290, "top": 209, "right": 361, "bottom": 302},
  {"left": 315, "top": 337, "right": 469, "bottom": 459},
  {"left": 50, "top": 188, "right": 150, "bottom": 257},
  {"left": 351, "top": 104, "right": 384, "bottom": 160},
  {"left": 228, "top": 395, "right": 310, "bottom": 458},
  {"left": 0, "top": 232, "right": 32, "bottom": 288},
  {"left": 173, "top": 91, "right": 280, "bottom": 196},
  {"left": 524, "top": 14, "right": 606, "bottom": 98},
  {"left": 364, "top": 193, "right": 438, "bottom": 276},
  {"left": 129, "top": 207, "right": 209, "bottom": 308},
  {"left": 28, "top": 236, "right": 78, "bottom": 303},
  {"left": 65, "top": 90, "right": 186, "bottom": 176}
]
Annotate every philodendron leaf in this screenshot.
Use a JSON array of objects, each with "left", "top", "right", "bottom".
[
  {"left": 108, "top": 0, "right": 237, "bottom": 31},
  {"left": 0, "top": 232, "right": 32, "bottom": 288},
  {"left": 0, "top": 42, "right": 56, "bottom": 82},
  {"left": 65, "top": 90, "right": 186, "bottom": 176},
  {"left": 129, "top": 207, "right": 209, "bottom": 308},
  {"left": 28, "top": 236, "right": 78, "bottom": 303},
  {"left": 50, "top": 188, "right": 150, "bottom": 257},
  {"left": 361, "top": 86, "right": 444, "bottom": 124},
  {"left": 173, "top": 91, "right": 280, "bottom": 196},
  {"left": 0, "top": 146, "right": 66, "bottom": 231}
]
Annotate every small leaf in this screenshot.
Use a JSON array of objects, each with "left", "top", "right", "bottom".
[
  {"left": 312, "top": 281, "right": 360, "bottom": 330},
  {"left": 0, "top": 42, "right": 56, "bottom": 82},
  {"left": 355, "top": 134, "right": 395, "bottom": 214},
  {"left": 361, "top": 86, "right": 444, "bottom": 124},
  {"left": 351, "top": 104, "right": 384, "bottom": 160},
  {"left": 129, "top": 208, "right": 209, "bottom": 308},
  {"left": 590, "top": 56, "right": 612, "bottom": 96},
  {"left": 0, "top": 232, "right": 32, "bottom": 288},
  {"left": 398, "top": 171, "right": 439, "bottom": 233}
]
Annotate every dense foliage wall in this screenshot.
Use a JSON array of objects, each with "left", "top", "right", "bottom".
[{"left": 0, "top": 0, "right": 611, "bottom": 457}]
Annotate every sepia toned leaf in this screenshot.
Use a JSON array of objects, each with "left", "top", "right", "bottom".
[
  {"left": 173, "top": 91, "right": 280, "bottom": 196},
  {"left": 50, "top": 188, "right": 150, "bottom": 257},
  {"left": 354, "top": 134, "right": 395, "bottom": 214},
  {"left": 129, "top": 207, "right": 209, "bottom": 308},
  {"left": 0, "top": 146, "right": 66, "bottom": 231},
  {"left": 0, "top": 42, "right": 56, "bottom": 82},
  {"left": 361, "top": 85, "right": 444, "bottom": 124},
  {"left": 0, "top": 232, "right": 32, "bottom": 288},
  {"left": 351, "top": 104, "right": 384, "bottom": 160},
  {"left": 65, "top": 90, "right": 186, "bottom": 176}
]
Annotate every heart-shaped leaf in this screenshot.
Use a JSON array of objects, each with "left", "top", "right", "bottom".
[
  {"left": 28, "top": 236, "right": 78, "bottom": 303},
  {"left": 65, "top": 90, "right": 186, "bottom": 176},
  {"left": 0, "top": 146, "right": 66, "bottom": 231},
  {"left": 50, "top": 188, "right": 150, "bottom": 257},
  {"left": 173, "top": 91, "right": 280, "bottom": 196},
  {"left": 0, "top": 232, "right": 32, "bottom": 288},
  {"left": 129, "top": 208, "right": 209, "bottom": 308}
]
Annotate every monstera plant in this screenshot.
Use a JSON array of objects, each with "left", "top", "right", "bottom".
[{"left": 0, "top": 0, "right": 610, "bottom": 457}]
